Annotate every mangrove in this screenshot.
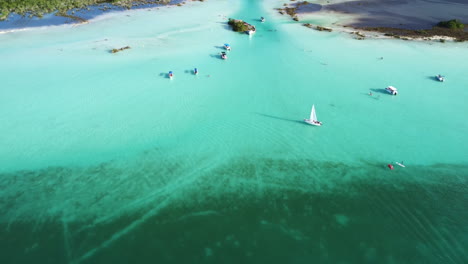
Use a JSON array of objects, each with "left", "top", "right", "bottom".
[
  {"left": 227, "top": 18, "right": 255, "bottom": 33},
  {"left": 0, "top": 0, "right": 172, "bottom": 21},
  {"left": 111, "top": 46, "right": 131, "bottom": 53}
]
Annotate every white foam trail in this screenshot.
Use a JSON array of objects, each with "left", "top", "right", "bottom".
[
  {"left": 74, "top": 195, "right": 172, "bottom": 263},
  {"left": 62, "top": 216, "right": 74, "bottom": 264},
  {"left": 70, "top": 157, "right": 216, "bottom": 262}
]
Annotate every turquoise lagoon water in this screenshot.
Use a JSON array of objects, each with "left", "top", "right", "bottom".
[{"left": 0, "top": 0, "right": 467, "bottom": 263}]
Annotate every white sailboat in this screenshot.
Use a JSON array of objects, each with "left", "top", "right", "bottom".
[{"left": 304, "top": 105, "right": 322, "bottom": 126}]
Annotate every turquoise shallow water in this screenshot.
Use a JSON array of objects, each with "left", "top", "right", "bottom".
[{"left": 1, "top": 0, "right": 467, "bottom": 263}]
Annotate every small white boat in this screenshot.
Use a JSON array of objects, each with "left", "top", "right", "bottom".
[
  {"left": 304, "top": 105, "right": 322, "bottom": 126},
  {"left": 385, "top": 86, "right": 398, "bottom": 95},
  {"left": 221, "top": 52, "right": 228, "bottom": 60},
  {"left": 168, "top": 71, "right": 174, "bottom": 79},
  {"left": 247, "top": 28, "right": 256, "bottom": 35},
  {"left": 436, "top": 74, "right": 445, "bottom": 82},
  {"left": 224, "top": 44, "right": 231, "bottom": 51},
  {"left": 395, "top": 162, "right": 406, "bottom": 168},
  {"left": 261, "top": 17, "right": 265, "bottom": 23},
  {"left": 194, "top": 68, "right": 198, "bottom": 75}
]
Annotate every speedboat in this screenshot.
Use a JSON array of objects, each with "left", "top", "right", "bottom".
[
  {"left": 261, "top": 17, "right": 265, "bottom": 23},
  {"left": 385, "top": 86, "right": 398, "bottom": 95},
  {"left": 224, "top": 44, "right": 231, "bottom": 51},
  {"left": 221, "top": 52, "right": 228, "bottom": 60},
  {"left": 168, "top": 71, "right": 174, "bottom": 79},
  {"left": 194, "top": 68, "right": 198, "bottom": 75},
  {"left": 436, "top": 74, "right": 445, "bottom": 82}
]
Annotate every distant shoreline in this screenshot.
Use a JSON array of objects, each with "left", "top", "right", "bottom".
[
  {"left": 2, "top": 0, "right": 467, "bottom": 43},
  {"left": 0, "top": 0, "right": 174, "bottom": 21},
  {"left": 0, "top": 0, "right": 185, "bottom": 32},
  {"left": 277, "top": 0, "right": 468, "bottom": 42}
]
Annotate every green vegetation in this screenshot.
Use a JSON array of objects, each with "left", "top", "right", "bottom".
[
  {"left": 227, "top": 18, "right": 252, "bottom": 32},
  {"left": 111, "top": 45, "right": 130, "bottom": 53},
  {"left": 277, "top": 1, "right": 311, "bottom": 22},
  {"left": 365, "top": 26, "right": 468, "bottom": 42},
  {"left": 437, "top": 19, "right": 465, "bottom": 29},
  {"left": 0, "top": 0, "right": 170, "bottom": 20},
  {"left": 303, "top": 23, "right": 332, "bottom": 33}
]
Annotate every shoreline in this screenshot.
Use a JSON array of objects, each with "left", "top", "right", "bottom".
[
  {"left": 302, "top": 21, "right": 464, "bottom": 43},
  {"left": 276, "top": 0, "right": 468, "bottom": 42},
  {"left": 2, "top": 0, "right": 467, "bottom": 43},
  {"left": 0, "top": 0, "right": 185, "bottom": 32}
]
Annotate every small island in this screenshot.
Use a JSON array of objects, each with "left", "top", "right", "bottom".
[
  {"left": 227, "top": 18, "right": 255, "bottom": 34},
  {"left": 111, "top": 46, "right": 131, "bottom": 53}
]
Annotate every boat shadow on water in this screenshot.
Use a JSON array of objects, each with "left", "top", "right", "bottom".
[
  {"left": 184, "top": 69, "right": 198, "bottom": 75},
  {"left": 255, "top": 113, "right": 307, "bottom": 125},
  {"left": 159, "top": 72, "right": 172, "bottom": 79},
  {"left": 370, "top": 88, "right": 388, "bottom": 95},
  {"left": 427, "top": 76, "right": 442, "bottom": 82},
  {"left": 216, "top": 21, "right": 232, "bottom": 31},
  {"left": 159, "top": 72, "right": 170, "bottom": 79},
  {"left": 209, "top": 54, "right": 226, "bottom": 60}
]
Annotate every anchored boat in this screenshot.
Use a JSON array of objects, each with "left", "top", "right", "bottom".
[
  {"left": 385, "top": 86, "right": 398, "bottom": 95},
  {"left": 221, "top": 52, "right": 228, "bottom": 60},
  {"left": 304, "top": 105, "right": 322, "bottom": 126}
]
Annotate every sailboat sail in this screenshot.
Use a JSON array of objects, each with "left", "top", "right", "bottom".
[
  {"left": 310, "top": 105, "right": 317, "bottom": 121},
  {"left": 305, "top": 104, "right": 321, "bottom": 126}
]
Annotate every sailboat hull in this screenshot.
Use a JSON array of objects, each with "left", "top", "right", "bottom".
[{"left": 304, "top": 119, "right": 322, "bottom": 126}]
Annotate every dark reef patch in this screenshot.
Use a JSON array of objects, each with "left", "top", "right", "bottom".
[{"left": 1, "top": 153, "right": 467, "bottom": 263}]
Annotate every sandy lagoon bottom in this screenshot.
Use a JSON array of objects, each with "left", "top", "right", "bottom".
[{"left": 0, "top": 0, "right": 468, "bottom": 263}]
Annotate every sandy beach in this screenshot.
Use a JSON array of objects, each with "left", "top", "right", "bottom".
[
  {"left": 269, "top": 0, "right": 468, "bottom": 41},
  {"left": 296, "top": 0, "right": 468, "bottom": 29}
]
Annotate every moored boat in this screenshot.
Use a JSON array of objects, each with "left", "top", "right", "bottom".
[
  {"left": 304, "top": 104, "right": 322, "bottom": 126},
  {"left": 221, "top": 52, "right": 228, "bottom": 60},
  {"left": 436, "top": 74, "right": 445, "bottom": 82},
  {"left": 247, "top": 26, "right": 256, "bottom": 35},
  {"left": 385, "top": 86, "right": 398, "bottom": 95}
]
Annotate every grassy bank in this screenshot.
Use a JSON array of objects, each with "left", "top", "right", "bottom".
[
  {"left": 0, "top": 0, "right": 171, "bottom": 20},
  {"left": 363, "top": 26, "right": 468, "bottom": 42}
]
